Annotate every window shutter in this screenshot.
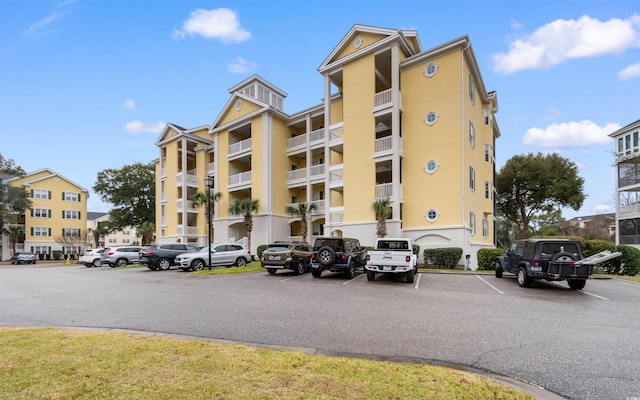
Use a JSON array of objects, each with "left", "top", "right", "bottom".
[
  {"left": 48, "top": 209, "right": 51, "bottom": 218},
  {"left": 30, "top": 209, "right": 33, "bottom": 217},
  {"left": 48, "top": 191, "right": 51, "bottom": 199},
  {"left": 62, "top": 210, "right": 65, "bottom": 219},
  {"left": 78, "top": 211, "right": 81, "bottom": 219},
  {"left": 48, "top": 228, "right": 51, "bottom": 236},
  {"left": 78, "top": 193, "right": 81, "bottom": 202},
  {"left": 30, "top": 227, "right": 34, "bottom": 236},
  {"left": 62, "top": 192, "right": 65, "bottom": 200},
  {"left": 30, "top": 189, "right": 34, "bottom": 197}
]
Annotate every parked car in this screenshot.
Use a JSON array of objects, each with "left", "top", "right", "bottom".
[
  {"left": 365, "top": 238, "right": 418, "bottom": 283},
  {"left": 175, "top": 243, "right": 251, "bottom": 271},
  {"left": 310, "top": 237, "right": 366, "bottom": 279},
  {"left": 261, "top": 241, "right": 312, "bottom": 275},
  {"left": 10, "top": 252, "right": 37, "bottom": 264},
  {"left": 139, "top": 243, "right": 199, "bottom": 270},
  {"left": 100, "top": 246, "right": 142, "bottom": 268},
  {"left": 79, "top": 248, "right": 104, "bottom": 267}
]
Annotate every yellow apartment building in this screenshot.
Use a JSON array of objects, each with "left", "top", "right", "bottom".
[
  {"left": 2, "top": 168, "right": 88, "bottom": 260},
  {"left": 154, "top": 25, "right": 500, "bottom": 269}
]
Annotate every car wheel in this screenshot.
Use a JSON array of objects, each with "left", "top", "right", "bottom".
[
  {"left": 92, "top": 259, "right": 102, "bottom": 268},
  {"left": 157, "top": 258, "right": 171, "bottom": 270},
  {"left": 267, "top": 268, "right": 276, "bottom": 275},
  {"left": 567, "top": 279, "right": 586, "bottom": 290},
  {"left": 311, "top": 269, "right": 322, "bottom": 278},
  {"left": 294, "top": 260, "right": 306, "bottom": 275},
  {"left": 116, "top": 258, "right": 128, "bottom": 267},
  {"left": 235, "top": 257, "right": 247, "bottom": 267},
  {"left": 366, "top": 270, "right": 376, "bottom": 281},
  {"left": 495, "top": 263, "right": 503, "bottom": 278},
  {"left": 517, "top": 266, "right": 532, "bottom": 288},
  {"left": 317, "top": 246, "right": 336, "bottom": 266},
  {"left": 191, "top": 259, "right": 205, "bottom": 271},
  {"left": 345, "top": 261, "right": 356, "bottom": 279},
  {"left": 406, "top": 268, "right": 415, "bottom": 284}
]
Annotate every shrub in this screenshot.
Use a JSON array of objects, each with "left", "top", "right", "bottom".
[
  {"left": 256, "top": 245, "right": 268, "bottom": 259},
  {"left": 583, "top": 240, "right": 616, "bottom": 257},
  {"left": 412, "top": 244, "right": 420, "bottom": 257},
  {"left": 423, "top": 247, "right": 463, "bottom": 269},
  {"left": 606, "top": 245, "right": 640, "bottom": 276},
  {"left": 52, "top": 250, "right": 62, "bottom": 260},
  {"left": 477, "top": 248, "right": 505, "bottom": 270}
]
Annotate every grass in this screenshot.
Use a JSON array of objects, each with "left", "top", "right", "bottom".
[
  {"left": 618, "top": 276, "right": 640, "bottom": 284},
  {"left": 0, "top": 327, "right": 533, "bottom": 400}
]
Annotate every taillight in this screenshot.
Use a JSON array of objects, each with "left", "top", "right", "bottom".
[
  {"left": 310, "top": 254, "right": 316, "bottom": 260},
  {"left": 108, "top": 251, "right": 114, "bottom": 255},
  {"left": 366, "top": 254, "right": 370, "bottom": 261},
  {"left": 533, "top": 259, "right": 540, "bottom": 266},
  {"left": 406, "top": 255, "right": 410, "bottom": 262},
  {"left": 286, "top": 251, "right": 293, "bottom": 257},
  {"left": 340, "top": 254, "right": 347, "bottom": 261}
]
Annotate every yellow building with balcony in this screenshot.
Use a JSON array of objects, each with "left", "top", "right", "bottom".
[
  {"left": 2, "top": 168, "right": 88, "bottom": 260},
  {"left": 154, "top": 25, "right": 500, "bottom": 269}
]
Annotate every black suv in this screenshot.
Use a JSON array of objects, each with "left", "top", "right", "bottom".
[
  {"left": 261, "top": 242, "right": 313, "bottom": 275},
  {"left": 310, "top": 237, "right": 365, "bottom": 279},
  {"left": 495, "top": 238, "right": 589, "bottom": 289},
  {"left": 139, "top": 243, "right": 199, "bottom": 270}
]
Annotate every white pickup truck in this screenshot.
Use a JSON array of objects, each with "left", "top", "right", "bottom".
[{"left": 365, "top": 238, "right": 418, "bottom": 283}]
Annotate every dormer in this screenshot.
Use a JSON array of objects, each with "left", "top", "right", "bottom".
[{"left": 227, "top": 74, "right": 287, "bottom": 112}]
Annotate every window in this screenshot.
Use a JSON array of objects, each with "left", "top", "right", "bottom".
[
  {"left": 425, "top": 208, "right": 439, "bottom": 222},
  {"left": 482, "top": 219, "right": 489, "bottom": 237},
  {"left": 469, "top": 75, "right": 475, "bottom": 105},
  {"left": 484, "top": 144, "right": 491, "bottom": 162},
  {"left": 123, "top": 239, "right": 130, "bottom": 244},
  {"left": 470, "top": 212, "right": 476, "bottom": 235},
  {"left": 424, "top": 159, "right": 439, "bottom": 174},
  {"left": 469, "top": 121, "right": 475, "bottom": 148},
  {"left": 33, "top": 246, "right": 48, "bottom": 255},
  {"left": 424, "top": 62, "right": 438, "bottom": 77},
  {"left": 484, "top": 107, "right": 490, "bottom": 125},
  {"left": 425, "top": 111, "right": 439, "bottom": 126},
  {"left": 626, "top": 135, "right": 631, "bottom": 154},
  {"left": 63, "top": 192, "right": 80, "bottom": 202},
  {"left": 32, "top": 227, "right": 49, "bottom": 237},
  {"left": 635, "top": 132, "right": 639, "bottom": 151},
  {"left": 619, "top": 137, "right": 624, "bottom": 153},
  {"left": 33, "top": 189, "right": 49, "bottom": 199},
  {"left": 62, "top": 210, "right": 81, "bottom": 220},
  {"left": 62, "top": 228, "right": 81, "bottom": 237},
  {"left": 33, "top": 208, "right": 50, "bottom": 218},
  {"left": 484, "top": 181, "right": 491, "bottom": 199},
  {"left": 469, "top": 166, "right": 475, "bottom": 190},
  {"left": 109, "top": 238, "right": 117, "bottom": 243}
]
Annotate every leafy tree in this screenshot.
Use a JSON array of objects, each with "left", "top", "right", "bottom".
[
  {"left": 496, "top": 152, "right": 585, "bottom": 240},
  {"left": 191, "top": 190, "right": 222, "bottom": 244},
  {"left": 0, "top": 154, "right": 30, "bottom": 227},
  {"left": 137, "top": 221, "right": 156, "bottom": 246},
  {"left": 90, "top": 224, "right": 110, "bottom": 248},
  {"left": 372, "top": 198, "right": 392, "bottom": 238},
  {"left": 4, "top": 224, "right": 24, "bottom": 255},
  {"left": 93, "top": 162, "right": 155, "bottom": 231},
  {"left": 229, "top": 198, "right": 260, "bottom": 256},
  {"left": 285, "top": 202, "right": 317, "bottom": 243}
]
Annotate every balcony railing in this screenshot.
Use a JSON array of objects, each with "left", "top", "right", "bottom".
[
  {"left": 287, "top": 133, "right": 307, "bottom": 149},
  {"left": 177, "top": 199, "right": 197, "bottom": 212},
  {"left": 375, "top": 183, "right": 403, "bottom": 200},
  {"left": 229, "top": 171, "right": 252, "bottom": 186},
  {"left": 374, "top": 88, "right": 402, "bottom": 109},
  {"left": 329, "top": 126, "right": 343, "bottom": 141},
  {"left": 619, "top": 203, "right": 640, "bottom": 215},
  {"left": 330, "top": 212, "right": 344, "bottom": 223},
  {"left": 208, "top": 162, "right": 215, "bottom": 174},
  {"left": 287, "top": 200, "right": 325, "bottom": 214},
  {"left": 287, "top": 168, "right": 307, "bottom": 181},
  {"left": 229, "top": 138, "right": 252, "bottom": 155},
  {"left": 160, "top": 217, "right": 167, "bottom": 227},
  {"left": 375, "top": 136, "right": 392, "bottom": 153},
  {"left": 310, "top": 128, "right": 325, "bottom": 142},
  {"left": 177, "top": 169, "right": 198, "bottom": 186},
  {"left": 619, "top": 177, "right": 640, "bottom": 187},
  {"left": 309, "top": 164, "right": 325, "bottom": 177},
  {"left": 177, "top": 225, "right": 198, "bottom": 236}
]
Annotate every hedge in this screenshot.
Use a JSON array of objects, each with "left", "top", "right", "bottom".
[
  {"left": 477, "top": 248, "right": 505, "bottom": 270},
  {"left": 423, "top": 247, "right": 463, "bottom": 269}
]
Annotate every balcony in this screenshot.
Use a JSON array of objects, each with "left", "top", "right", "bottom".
[
  {"left": 374, "top": 136, "right": 403, "bottom": 158},
  {"left": 287, "top": 200, "right": 326, "bottom": 216},
  {"left": 373, "top": 88, "right": 402, "bottom": 112},
  {"left": 286, "top": 164, "right": 326, "bottom": 187},
  {"left": 619, "top": 203, "right": 640, "bottom": 216},
  {"left": 177, "top": 225, "right": 198, "bottom": 236},
  {"left": 375, "top": 183, "right": 404, "bottom": 202},
  {"left": 176, "top": 169, "right": 198, "bottom": 187},
  {"left": 329, "top": 165, "right": 343, "bottom": 189},
  {"left": 177, "top": 199, "right": 198, "bottom": 213},
  {"left": 208, "top": 162, "right": 216, "bottom": 175},
  {"left": 229, "top": 171, "right": 252, "bottom": 190},
  {"left": 229, "top": 138, "right": 252, "bottom": 159},
  {"left": 161, "top": 192, "right": 167, "bottom": 203},
  {"left": 160, "top": 217, "right": 167, "bottom": 227}
]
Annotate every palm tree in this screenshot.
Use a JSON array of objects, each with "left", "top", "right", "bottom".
[
  {"left": 285, "top": 202, "right": 317, "bottom": 243},
  {"left": 137, "top": 221, "right": 156, "bottom": 246},
  {"left": 191, "top": 190, "right": 222, "bottom": 244},
  {"left": 372, "top": 197, "right": 392, "bottom": 238},
  {"left": 90, "top": 224, "right": 109, "bottom": 248},
  {"left": 228, "top": 198, "right": 260, "bottom": 256},
  {"left": 4, "top": 224, "right": 24, "bottom": 255}
]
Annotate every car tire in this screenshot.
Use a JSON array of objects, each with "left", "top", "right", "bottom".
[
  {"left": 180, "top": 267, "right": 190, "bottom": 272},
  {"left": 366, "top": 270, "right": 376, "bottom": 281},
  {"left": 317, "top": 246, "right": 336, "bottom": 266},
  {"left": 517, "top": 266, "right": 532, "bottom": 288},
  {"left": 345, "top": 261, "right": 356, "bottom": 279},
  {"left": 192, "top": 259, "right": 205, "bottom": 271},
  {"left": 235, "top": 257, "right": 247, "bottom": 267},
  {"left": 567, "top": 279, "right": 586, "bottom": 290},
  {"left": 311, "top": 269, "right": 322, "bottom": 278},
  {"left": 495, "top": 263, "right": 503, "bottom": 278},
  {"left": 92, "top": 259, "right": 101, "bottom": 268},
  {"left": 116, "top": 258, "right": 128, "bottom": 267},
  {"left": 85, "top": 263, "right": 92, "bottom": 268},
  {"left": 551, "top": 251, "right": 577, "bottom": 262},
  {"left": 406, "top": 268, "right": 415, "bottom": 283},
  {"left": 157, "top": 258, "right": 171, "bottom": 270},
  {"left": 294, "top": 260, "right": 306, "bottom": 275},
  {"left": 267, "top": 268, "right": 276, "bottom": 275}
]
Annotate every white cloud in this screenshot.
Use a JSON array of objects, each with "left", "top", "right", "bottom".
[
  {"left": 122, "top": 99, "right": 136, "bottom": 111},
  {"left": 125, "top": 120, "right": 165, "bottom": 135},
  {"left": 26, "top": 0, "right": 77, "bottom": 37},
  {"left": 492, "top": 14, "right": 640, "bottom": 75},
  {"left": 618, "top": 63, "right": 640, "bottom": 79},
  {"left": 523, "top": 120, "right": 621, "bottom": 147},
  {"left": 173, "top": 8, "right": 251, "bottom": 43},
  {"left": 594, "top": 204, "right": 614, "bottom": 213},
  {"left": 227, "top": 57, "right": 257, "bottom": 74}
]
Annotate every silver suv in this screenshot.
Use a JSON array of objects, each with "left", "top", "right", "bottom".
[{"left": 100, "top": 246, "right": 142, "bottom": 267}]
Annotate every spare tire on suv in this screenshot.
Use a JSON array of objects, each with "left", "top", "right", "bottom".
[{"left": 310, "top": 237, "right": 365, "bottom": 279}]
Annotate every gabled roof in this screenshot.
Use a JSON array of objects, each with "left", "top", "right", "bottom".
[
  {"left": 318, "top": 24, "right": 420, "bottom": 73},
  {"left": 6, "top": 168, "right": 90, "bottom": 194},
  {"left": 87, "top": 211, "right": 108, "bottom": 221},
  {"left": 155, "top": 123, "right": 212, "bottom": 147},
  {"left": 227, "top": 74, "right": 287, "bottom": 97},
  {"left": 609, "top": 118, "right": 640, "bottom": 138}
]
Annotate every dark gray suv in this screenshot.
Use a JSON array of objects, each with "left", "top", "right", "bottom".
[{"left": 310, "top": 237, "right": 365, "bottom": 279}]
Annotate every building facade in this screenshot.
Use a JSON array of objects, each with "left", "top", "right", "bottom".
[
  {"left": 610, "top": 118, "right": 640, "bottom": 247},
  {"left": 154, "top": 25, "right": 500, "bottom": 269},
  {"left": 2, "top": 168, "right": 88, "bottom": 260}
]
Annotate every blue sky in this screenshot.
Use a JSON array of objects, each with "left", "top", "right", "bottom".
[{"left": 1, "top": 1, "right": 639, "bottom": 220}]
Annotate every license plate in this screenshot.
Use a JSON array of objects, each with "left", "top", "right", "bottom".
[
  {"left": 383, "top": 266, "right": 392, "bottom": 271},
  {"left": 269, "top": 255, "right": 280, "bottom": 260}
]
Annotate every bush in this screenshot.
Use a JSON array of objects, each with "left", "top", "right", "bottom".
[
  {"left": 256, "top": 245, "right": 268, "bottom": 260},
  {"left": 52, "top": 250, "right": 62, "bottom": 260},
  {"left": 423, "top": 247, "right": 463, "bottom": 269},
  {"left": 412, "top": 244, "right": 420, "bottom": 257},
  {"left": 477, "top": 248, "right": 505, "bottom": 270},
  {"left": 583, "top": 240, "right": 616, "bottom": 257},
  {"left": 606, "top": 245, "right": 640, "bottom": 276}
]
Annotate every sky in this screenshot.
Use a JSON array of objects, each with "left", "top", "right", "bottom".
[{"left": 1, "top": 0, "right": 639, "bottom": 220}]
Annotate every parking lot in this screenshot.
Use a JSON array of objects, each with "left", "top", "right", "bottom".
[{"left": 1, "top": 264, "right": 639, "bottom": 399}]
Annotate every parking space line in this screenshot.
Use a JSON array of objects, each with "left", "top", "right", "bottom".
[
  {"left": 476, "top": 275, "right": 504, "bottom": 294},
  {"left": 414, "top": 273, "right": 421, "bottom": 289},
  {"left": 551, "top": 281, "right": 609, "bottom": 300},
  {"left": 342, "top": 274, "right": 364, "bottom": 285}
]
